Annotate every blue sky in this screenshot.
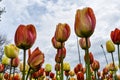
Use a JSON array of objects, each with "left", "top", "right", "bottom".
[{"left": 0, "top": 0, "right": 120, "bottom": 71}]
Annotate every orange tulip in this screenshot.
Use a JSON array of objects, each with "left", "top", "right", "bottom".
[
  {"left": 79, "top": 38, "right": 91, "bottom": 49},
  {"left": 74, "top": 7, "right": 96, "bottom": 38},
  {"left": 28, "top": 47, "right": 44, "bottom": 71},
  {"left": 84, "top": 52, "right": 94, "bottom": 64},
  {"left": 91, "top": 60, "right": 100, "bottom": 71},
  {"left": 111, "top": 28, "right": 120, "bottom": 44},
  {"left": 77, "top": 72, "right": 84, "bottom": 80},
  {"left": 14, "top": 24, "right": 37, "bottom": 50},
  {"left": 51, "top": 36, "right": 65, "bottom": 49},
  {"left": 55, "top": 23, "right": 71, "bottom": 43}
]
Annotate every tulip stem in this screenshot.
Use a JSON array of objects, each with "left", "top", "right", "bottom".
[
  {"left": 111, "top": 52, "right": 115, "bottom": 68},
  {"left": 13, "top": 67, "right": 15, "bottom": 80},
  {"left": 23, "top": 49, "right": 26, "bottom": 80},
  {"left": 76, "top": 36, "right": 81, "bottom": 64},
  {"left": 85, "top": 37, "right": 91, "bottom": 80},
  {"left": 101, "top": 45, "right": 108, "bottom": 65},
  {"left": 60, "top": 43, "right": 64, "bottom": 80},
  {"left": 26, "top": 67, "right": 31, "bottom": 80},
  {"left": 9, "top": 58, "right": 13, "bottom": 79},
  {"left": 118, "top": 45, "right": 120, "bottom": 68},
  {"left": 94, "top": 71, "right": 97, "bottom": 80}
]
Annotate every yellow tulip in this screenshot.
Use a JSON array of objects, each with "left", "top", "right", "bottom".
[
  {"left": 106, "top": 40, "right": 115, "bottom": 53},
  {"left": 1, "top": 55, "right": 10, "bottom": 65},
  {"left": 63, "top": 62, "right": 70, "bottom": 72}
]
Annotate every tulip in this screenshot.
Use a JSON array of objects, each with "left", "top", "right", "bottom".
[
  {"left": 91, "top": 60, "right": 100, "bottom": 71},
  {"left": 49, "top": 72, "right": 55, "bottom": 79},
  {"left": 12, "top": 57, "right": 20, "bottom": 67},
  {"left": 55, "top": 23, "right": 71, "bottom": 43},
  {"left": 77, "top": 72, "right": 84, "bottom": 80},
  {"left": 4, "top": 44, "right": 19, "bottom": 59},
  {"left": 45, "top": 64, "right": 52, "bottom": 73},
  {"left": 74, "top": 7, "right": 96, "bottom": 38},
  {"left": 0, "top": 63, "right": 4, "bottom": 73},
  {"left": 28, "top": 47, "right": 44, "bottom": 71},
  {"left": 106, "top": 40, "right": 115, "bottom": 53},
  {"left": 4, "top": 72, "right": 9, "bottom": 80},
  {"left": 79, "top": 38, "right": 91, "bottom": 50},
  {"left": 1, "top": 55, "right": 10, "bottom": 65},
  {"left": 69, "top": 70, "right": 75, "bottom": 77},
  {"left": 55, "top": 63, "right": 60, "bottom": 71},
  {"left": 51, "top": 36, "right": 65, "bottom": 49},
  {"left": 111, "top": 28, "right": 120, "bottom": 44},
  {"left": 84, "top": 52, "right": 94, "bottom": 64},
  {"left": 76, "top": 63, "right": 83, "bottom": 72},
  {"left": 63, "top": 62, "right": 70, "bottom": 72},
  {"left": 14, "top": 24, "right": 37, "bottom": 50},
  {"left": 19, "top": 62, "right": 29, "bottom": 73},
  {"left": 38, "top": 68, "right": 44, "bottom": 77}
]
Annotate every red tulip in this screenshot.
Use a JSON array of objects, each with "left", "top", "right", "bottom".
[
  {"left": 55, "top": 23, "right": 71, "bottom": 43},
  {"left": 76, "top": 63, "right": 83, "bottom": 72},
  {"left": 74, "top": 7, "right": 96, "bottom": 38},
  {"left": 77, "top": 72, "right": 84, "bottom": 80},
  {"left": 55, "top": 63, "right": 60, "bottom": 71},
  {"left": 38, "top": 68, "right": 44, "bottom": 77},
  {"left": 28, "top": 47, "right": 44, "bottom": 71},
  {"left": 51, "top": 36, "right": 65, "bottom": 49},
  {"left": 4, "top": 73, "right": 9, "bottom": 80},
  {"left": 14, "top": 24, "right": 37, "bottom": 50},
  {"left": 0, "top": 63, "right": 4, "bottom": 73},
  {"left": 91, "top": 60, "right": 100, "bottom": 71},
  {"left": 49, "top": 72, "right": 55, "bottom": 78},
  {"left": 12, "top": 57, "right": 20, "bottom": 67},
  {"left": 111, "top": 28, "right": 120, "bottom": 44},
  {"left": 79, "top": 38, "right": 91, "bottom": 49},
  {"left": 84, "top": 52, "right": 94, "bottom": 64}
]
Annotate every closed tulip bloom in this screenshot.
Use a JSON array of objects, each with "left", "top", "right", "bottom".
[
  {"left": 28, "top": 47, "right": 44, "bottom": 71},
  {"left": 55, "top": 63, "right": 60, "bottom": 71},
  {"left": 55, "top": 23, "right": 71, "bottom": 43},
  {"left": 111, "top": 28, "right": 120, "bottom": 44},
  {"left": 106, "top": 40, "right": 115, "bottom": 53},
  {"left": 19, "top": 62, "right": 29, "bottom": 73},
  {"left": 77, "top": 72, "right": 84, "bottom": 80},
  {"left": 0, "top": 63, "right": 4, "bottom": 73},
  {"left": 12, "top": 57, "right": 20, "bottom": 67},
  {"left": 1, "top": 55, "right": 10, "bottom": 65},
  {"left": 63, "top": 62, "right": 70, "bottom": 72},
  {"left": 14, "top": 24, "right": 37, "bottom": 50},
  {"left": 91, "top": 60, "right": 100, "bottom": 71},
  {"left": 69, "top": 70, "right": 75, "bottom": 77},
  {"left": 51, "top": 36, "right": 65, "bottom": 49},
  {"left": 4, "top": 44, "right": 19, "bottom": 58},
  {"left": 84, "top": 52, "right": 94, "bottom": 64},
  {"left": 49, "top": 72, "right": 55, "bottom": 79},
  {"left": 74, "top": 7, "right": 96, "bottom": 38},
  {"left": 79, "top": 38, "right": 91, "bottom": 49},
  {"left": 45, "top": 64, "right": 52, "bottom": 72},
  {"left": 4, "top": 72, "right": 9, "bottom": 80}
]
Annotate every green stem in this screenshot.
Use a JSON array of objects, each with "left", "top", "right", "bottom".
[
  {"left": 22, "top": 49, "right": 26, "bottom": 80},
  {"left": 118, "top": 45, "right": 120, "bottom": 68},
  {"left": 26, "top": 67, "right": 31, "bottom": 80},
  {"left": 85, "top": 37, "right": 91, "bottom": 80},
  {"left": 111, "top": 52, "right": 115, "bottom": 69},
  {"left": 13, "top": 67, "right": 15, "bottom": 80},
  {"left": 9, "top": 58, "right": 13, "bottom": 79},
  {"left": 66, "top": 76, "right": 68, "bottom": 80},
  {"left": 56, "top": 70, "right": 58, "bottom": 80},
  {"left": 94, "top": 71, "right": 97, "bottom": 80},
  {"left": 76, "top": 36, "right": 81, "bottom": 64}
]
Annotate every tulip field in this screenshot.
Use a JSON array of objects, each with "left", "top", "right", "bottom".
[{"left": 0, "top": 1, "right": 120, "bottom": 80}]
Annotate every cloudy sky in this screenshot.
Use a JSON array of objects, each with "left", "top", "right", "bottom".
[{"left": 0, "top": 0, "right": 120, "bottom": 71}]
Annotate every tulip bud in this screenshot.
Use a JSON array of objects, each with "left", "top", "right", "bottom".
[
  {"left": 49, "top": 72, "right": 55, "bottom": 79},
  {"left": 74, "top": 7, "right": 96, "bottom": 38},
  {"left": 4, "top": 72, "right": 9, "bottom": 80},
  {"left": 91, "top": 60, "right": 100, "bottom": 71},
  {"left": 77, "top": 72, "right": 84, "bottom": 80},
  {"left": 103, "top": 67, "right": 109, "bottom": 75},
  {"left": 51, "top": 36, "right": 65, "bottom": 49},
  {"left": 38, "top": 68, "right": 44, "bottom": 77},
  {"left": 111, "top": 28, "right": 120, "bottom": 44},
  {"left": 45, "top": 64, "right": 52, "bottom": 72},
  {"left": 84, "top": 52, "right": 94, "bottom": 64},
  {"left": 4, "top": 44, "right": 19, "bottom": 59},
  {"left": 28, "top": 47, "right": 44, "bottom": 71},
  {"left": 19, "top": 62, "right": 29, "bottom": 73},
  {"left": 0, "top": 63, "right": 4, "bottom": 73},
  {"left": 12, "top": 57, "right": 20, "bottom": 67},
  {"left": 79, "top": 38, "right": 91, "bottom": 49},
  {"left": 55, "top": 63, "right": 60, "bottom": 71},
  {"left": 1, "top": 55, "right": 10, "bottom": 65},
  {"left": 55, "top": 23, "right": 71, "bottom": 43},
  {"left": 106, "top": 40, "right": 115, "bottom": 53},
  {"left": 76, "top": 63, "right": 83, "bottom": 72},
  {"left": 69, "top": 70, "right": 75, "bottom": 77},
  {"left": 63, "top": 62, "right": 70, "bottom": 72},
  {"left": 14, "top": 24, "right": 37, "bottom": 50}
]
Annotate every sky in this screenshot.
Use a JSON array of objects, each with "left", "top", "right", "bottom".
[{"left": 0, "top": 0, "right": 120, "bottom": 72}]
